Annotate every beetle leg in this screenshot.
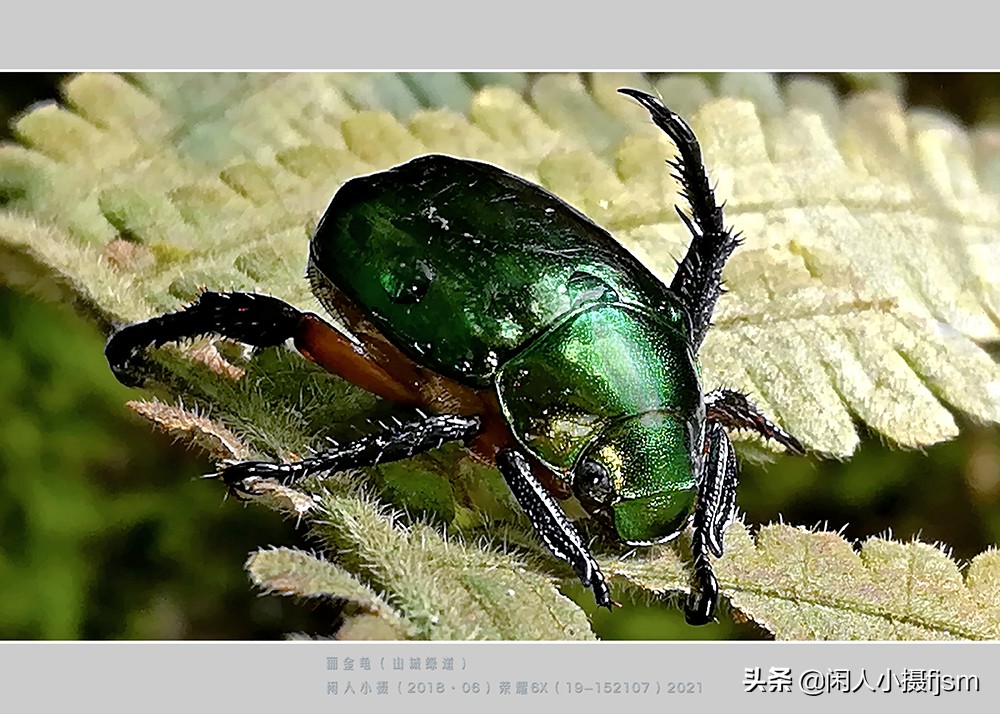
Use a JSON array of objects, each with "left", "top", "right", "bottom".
[
  {"left": 496, "top": 448, "right": 617, "bottom": 610},
  {"left": 706, "top": 388, "right": 805, "bottom": 454},
  {"left": 221, "top": 414, "right": 482, "bottom": 494},
  {"left": 618, "top": 88, "right": 740, "bottom": 350},
  {"left": 105, "top": 290, "right": 426, "bottom": 405},
  {"left": 105, "top": 291, "right": 304, "bottom": 387},
  {"left": 686, "top": 420, "right": 738, "bottom": 625},
  {"left": 698, "top": 421, "right": 739, "bottom": 561}
]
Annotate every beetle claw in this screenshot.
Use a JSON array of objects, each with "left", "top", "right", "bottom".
[
  {"left": 215, "top": 461, "right": 273, "bottom": 499},
  {"left": 684, "top": 574, "right": 718, "bottom": 626}
]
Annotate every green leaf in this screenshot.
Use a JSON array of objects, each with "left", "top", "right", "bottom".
[
  {"left": 608, "top": 523, "right": 1000, "bottom": 640},
  {"left": 306, "top": 492, "right": 595, "bottom": 640},
  {"left": 247, "top": 547, "right": 414, "bottom": 640},
  {"left": 3, "top": 72, "right": 999, "bottom": 639}
]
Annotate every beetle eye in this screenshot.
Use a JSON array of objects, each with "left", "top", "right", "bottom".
[{"left": 574, "top": 458, "right": 614, "bottom": 505}]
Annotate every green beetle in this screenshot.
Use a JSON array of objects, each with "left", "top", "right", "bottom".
[{"left": 105, "top": 89, "right": 803, "bottom": 625}]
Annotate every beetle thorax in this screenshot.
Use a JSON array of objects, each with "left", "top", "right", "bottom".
[{"left": 494, "top": 301, "right": 703, "bottom": 478}]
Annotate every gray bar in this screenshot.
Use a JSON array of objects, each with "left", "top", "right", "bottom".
[
  {"left": 2, "top": 2, "right": 999, "bottom": 70},
  {"left": 1, "top": 642, "right": 993, "bottom": 710}
]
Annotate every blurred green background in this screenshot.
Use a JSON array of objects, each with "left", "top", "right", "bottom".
[{"left": 1, "top": 73, "right": 999, "bottom": 640}]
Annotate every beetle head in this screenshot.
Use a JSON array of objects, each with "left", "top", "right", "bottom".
[{"left": 575, "top": 411, "right": 698, "bottom": 545}]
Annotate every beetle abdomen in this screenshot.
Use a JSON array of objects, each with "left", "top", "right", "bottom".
[
  {"left": 495, "top": 302, "right": 701, "bottom": 473},
  {"left": 309, "top": 154, "right": 686, "bottom": 386}
]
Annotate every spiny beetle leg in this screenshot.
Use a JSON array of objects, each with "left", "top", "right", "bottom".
[
  {"left": 105, "top": 291, "right": 304, "bottom": 387},
  {"left": 220, "top": 414, "right": 482, "bottom": 494},
  {"left": 106, "top": 290, "right": 428, "bottom": 407},
  {"left": 706, "top": 388, "right": 805, "bottom": 454},
  {"left": 618, "top": 88, "right": 741, "bottom": 350},
  {"left": 685, "top": 421, "right": 737, "bottom": 625},
  {"left": 496, "top": 448, "right": 617, "bottom": 610},
  {"left": 699, "top": 421, "right": 739, "bottom": 560}
]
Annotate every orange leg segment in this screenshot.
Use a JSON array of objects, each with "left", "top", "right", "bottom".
[{"left": 293, "top": 314, "right": 426, "bottom": 407}]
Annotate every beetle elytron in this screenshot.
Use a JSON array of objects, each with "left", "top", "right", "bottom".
[{"left": 105, "top": 88, "right": 803, "bottom": 625}]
